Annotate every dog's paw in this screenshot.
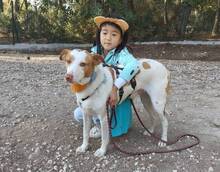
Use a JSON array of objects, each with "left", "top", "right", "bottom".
[
  {"left": 76, "top": 144, "right": 88, "bottom": 154},
  {"left": 158, "top": 141, "right": 167, "bottom": 147},
  {"left": 94, "top": 148, "right": 106, "bottom": 157}
]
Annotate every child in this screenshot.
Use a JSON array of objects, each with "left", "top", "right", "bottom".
[{"left": 73, "top": 15, "right": 139, "bottom": 138}]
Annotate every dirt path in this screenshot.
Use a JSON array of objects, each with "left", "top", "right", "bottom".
[{"left": 0, "top": 53, "right": 220, "bottom": 172}]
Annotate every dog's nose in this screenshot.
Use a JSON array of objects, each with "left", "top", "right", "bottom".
[{"left": 65, "top": 74, "right": 73, "bottom": 83}]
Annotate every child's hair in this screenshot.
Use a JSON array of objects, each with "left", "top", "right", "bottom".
[{"left": 93, "top": 17, "right": 129, "bottom": 55}]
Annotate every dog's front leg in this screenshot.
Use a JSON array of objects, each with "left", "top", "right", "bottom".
[
  {"left": 94, "top": 109, "right": 109, "bottom": 157},
  {"left": 76, "top": 111, "right": 91, "bottom": 154}
]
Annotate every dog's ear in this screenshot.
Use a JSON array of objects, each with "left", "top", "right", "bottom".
[
  {"left": 91, "top": 53, "right": 104, "bottom": 65},
  {"left": 59, "top": 49, "right": 71, "bottom": 61}
]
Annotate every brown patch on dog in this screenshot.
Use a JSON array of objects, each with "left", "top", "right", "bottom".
[
  {"left": 83, "top": 53, "right": 95, "bottom": 78},
  {"left": 91, "top": 54, "right": 104, "bottom": 65},
  {"left": 82, "top": 52, "right": 104, "bottom": 78},
  {"left": 71, "top": 83, "right": 88, "bottom": 93},
  {"left": 59, "top": 49, "right": 73, "bottom": 64},
  {"left": 142, "top": 62, "right": 151, "bottom": 69}
]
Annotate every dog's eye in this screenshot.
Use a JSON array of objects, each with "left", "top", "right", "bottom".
[{"left": 80, "top": 62, "right": 87, "bottom": 67}]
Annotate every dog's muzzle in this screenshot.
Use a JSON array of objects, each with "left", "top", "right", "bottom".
[{"left": 65, "top": 74, "right": 73, "bottom": 83}]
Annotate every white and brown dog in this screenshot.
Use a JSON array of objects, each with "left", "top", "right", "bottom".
[{"left": 59, "top": 48, "right": 171, "bottom": 157}]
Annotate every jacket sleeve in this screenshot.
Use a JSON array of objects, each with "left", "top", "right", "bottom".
[
  {"left": 118, "top": 49, "right": 139, "bottom": 81},
  {"left": 90, "top": 46, "right": 97, "bottom": 53}
]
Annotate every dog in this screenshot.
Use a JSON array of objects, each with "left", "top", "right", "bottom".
[{"left": 59, "top": 48, "right": 171, "bottom": 157}]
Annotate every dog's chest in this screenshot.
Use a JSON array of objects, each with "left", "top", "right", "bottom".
[
  {"left": 76, "top": 69, "right": 113, "bottom": 111},
  {"left": 77, "top": 94, "right": 106, "bottom": 109}
]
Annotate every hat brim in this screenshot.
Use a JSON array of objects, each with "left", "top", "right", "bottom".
[{"left": 94, "top": 16, "right": 129, "bottom": 32}]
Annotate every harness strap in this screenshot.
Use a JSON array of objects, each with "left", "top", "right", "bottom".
[
  {"left": 118, "top": 88, "right": 124, "bottom": 103},
  {"left": 108, "top": 67, "right": 115, "bottom": 81},
  {"left": 109, "top": 106, "right": 117, "bottom": 129},
  {"left": 81, "top": 73, "right": 107, "bottom": 102},
  {"left": 130, "top": 78, "right": 136, "bottom": 90}
]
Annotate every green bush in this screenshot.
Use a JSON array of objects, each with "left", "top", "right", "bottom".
[
  {"left": 0, "top": 13, "right": 11, "bottom": 31},
  {"left": 1, "top": 0, "right": 219, "bottom": 43}
]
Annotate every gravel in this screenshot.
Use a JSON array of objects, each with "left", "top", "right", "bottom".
[{"left": 0, "top": 52, "right": 220, "bottom": 172}]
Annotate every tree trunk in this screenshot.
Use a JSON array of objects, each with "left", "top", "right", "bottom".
[
  {"left": 15, "top": 0, "right": 20, "bottom": 13},
  {"left": 164, "top": 0, "right": 168, "bottom": 25},
  {"left": 23, "top": 0, "right": 29, "bottom": 36},
  {"left": 0, "top": 0, "right": 3, "bottom": 12},
  {"left": 176, "top": 0, "right": 182, "bottom": 5},
  {"left": 34, "top": 6, "right": 39, "bottom": 37},
  {"left": 101, "top": 0, "right": 111, "bottom": 15},
  {"left": 11, "top": 0, "right": 19, "bottom": 43},
  {"left": 211, "top": 0, "right": 220, "bottom": 36},
  {"left": 11, "top": 0, "right": 15, "bottom": 44},
  {"left": 176, "top": 1, "right": 192, "bottom": 37},
  {"left": 128, "top": 0, "right": 135, "bottom": 13}
]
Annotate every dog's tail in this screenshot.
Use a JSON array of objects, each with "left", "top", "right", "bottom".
[{"left": 166, "top": 70, "right": 172, "bottom": 95}]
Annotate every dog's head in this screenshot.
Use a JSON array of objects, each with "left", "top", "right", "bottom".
[{"left": 59, "top": 49, "right": 104, "bottom": 85}]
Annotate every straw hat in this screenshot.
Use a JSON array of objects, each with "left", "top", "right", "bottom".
[{"left": 94, "top": 16, "right": 129, "bottom": 32}]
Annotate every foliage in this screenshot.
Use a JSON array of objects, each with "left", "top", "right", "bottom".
[
  {"left": 0, "top": 13, "right": 10, "bottom": 29},
  {"left": 1, "top": 0, "right": 219, "bottom": 43}
]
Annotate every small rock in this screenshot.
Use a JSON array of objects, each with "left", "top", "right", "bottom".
[
  {"left": 190, "top": 154, "right": 194, "bottom": 158},
  {"left": 211, "top": 118, "right": 220, "bottom": 128},
  {"left": 208, "top": 167, "right": 214, "bottom": 172},
  {"left": 53, "top": 165, "right": 58, "bottom": 171},
  {"left": 28, "top": 147, "right": 40, "bottom": 159},
  {"left": 48, "top": 160, "right": 53, "bottom": 164},
  {"left": 63, "top": 163, "right": 68, "bottom": 172},
  {"left": 42, "top": 142, "right": 47, "bottom": 146}
]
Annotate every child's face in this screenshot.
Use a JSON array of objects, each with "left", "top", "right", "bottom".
[{"left": 100, "top": 24, "right": 122, "bottom": 52}]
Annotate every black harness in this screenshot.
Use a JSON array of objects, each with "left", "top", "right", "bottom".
[
  {"left": 103, "top": 62, "right": 138, "bottom": 129},
  {"left": 102, "top": 62, "right": 137, "bottom": 103}
]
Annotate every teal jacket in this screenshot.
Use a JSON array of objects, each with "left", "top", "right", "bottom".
[
  {"left": 91, "top": 46, "right": 139, "bottom": 137},
  {"left": 91, "top": 46, "right": 139, "bottom": 82}
]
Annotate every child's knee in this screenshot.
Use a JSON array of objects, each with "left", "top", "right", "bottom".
[
  {"left": 73, "top": 107, "right": 83, "bottom": 123},
  {"left": 92, "top": 116, "right": 100, "bottom": 125}
]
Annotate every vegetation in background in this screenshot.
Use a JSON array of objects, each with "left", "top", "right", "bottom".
[{"left": 0, "top": 0, "right": 219, "bottom": 43}]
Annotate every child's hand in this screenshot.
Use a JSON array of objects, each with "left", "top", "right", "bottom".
[{"left": 109, "top": 86, "right": 118, "bottom": 107}]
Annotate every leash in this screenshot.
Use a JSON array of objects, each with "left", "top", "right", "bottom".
[
  {"left": 107, "top": 100, "right": 200, "bottom": 155},
  {"left": 109, "top": 106, "right": 117, "bottom": 129}
]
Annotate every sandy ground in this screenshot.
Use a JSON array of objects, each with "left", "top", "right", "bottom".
[{"left": 0, "top": 47, "right": 220, "bottom": 171}]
